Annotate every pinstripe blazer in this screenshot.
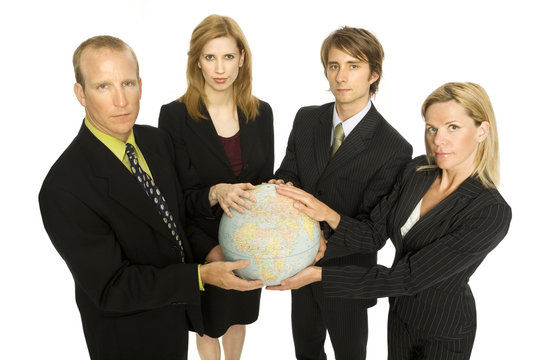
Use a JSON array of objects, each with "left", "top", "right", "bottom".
[
  {"left": 323, "top": 156, "right": 512, "bottom": 336},
  {"left": 275, "top": 102, "right": 412, "bottom": 307}
]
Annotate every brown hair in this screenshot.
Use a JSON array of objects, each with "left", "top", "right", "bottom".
[
  {"left": 181, "top": 14, "right": 259, "bottom": 121},
  {"left": 320, "top": 27, "right": 384, "bottom": 96},
  {"left": 420, "top": 82, "right": 500, "bottom": 188},
  {"left": 73, "top": 35, "right": 139, "bottom": 89}
]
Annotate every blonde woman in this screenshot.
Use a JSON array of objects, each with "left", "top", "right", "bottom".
[
  {"left": 271, "top": 82, "right": 511, "bottom": 359},
  {"left": 159, "top": 15, "right": 273, "bottom": 360}
]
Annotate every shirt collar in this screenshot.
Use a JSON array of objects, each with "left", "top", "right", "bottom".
[
  {"left": 332, "top": 100, "right": 372, "bottom": 138},
  {"left": 84, "top": 117, "right": 136, "bottom": 162}
]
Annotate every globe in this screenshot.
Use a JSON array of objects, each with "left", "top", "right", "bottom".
[{"left": 218, "top": 184, "right": 320, "bottom": 285}]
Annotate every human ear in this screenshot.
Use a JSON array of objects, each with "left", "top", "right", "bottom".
[
  {"left": 74, "top": 83, "right": 86, "bottom": 107},
  {"left": 369, "top": 71, "right": 380, "bottom": 84},
  {"left": 239, "top": 49, "right": 245, "bottom": 68},
  {"left": 478, "top": 121, "right": 490, "bottom": 142}
]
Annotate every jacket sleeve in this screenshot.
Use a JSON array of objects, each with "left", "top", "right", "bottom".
[
  {"left": 328, "top": 149, "right": 411, "bottom": 254},
  {"left": 274, "top": 108, "right": 302, "bottom": 186},
  {"left": 323, "top": 201, "right": 512, "bottom": 299},
  {"left": 38, "top": 186, "right": 201, "bottom": 313}
]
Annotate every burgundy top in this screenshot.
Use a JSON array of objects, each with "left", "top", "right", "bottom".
[{"left": 219, "top": 131, "right": 242, "bottom": 176}]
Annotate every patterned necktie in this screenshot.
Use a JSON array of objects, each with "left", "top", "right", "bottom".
[
  {"left": 330, "top": 122, "right": 344, "bottom": 157},
  {"left": 125, "top": 143, "right": 185, "bottom": 262}
]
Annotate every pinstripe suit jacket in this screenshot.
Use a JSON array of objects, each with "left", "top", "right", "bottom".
[
  {"left": 323, "top": 156, "right": 512, "bottom": 336},
  {"left": 275, "top": 102, "right": 412, "bottom": 307}
]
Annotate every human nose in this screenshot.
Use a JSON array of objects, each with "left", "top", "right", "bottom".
[
  {"left": 433, "top": 130, "right": 447, "bottom": 146},
  {"left": 215, "top": 59, "right": 225, "bottom": 74},
  {"left": 113, "top": 87, "right": 128, "bottom": 107},
  {"left": 335, "top": 68, "right": 347, "bottom": 83}
]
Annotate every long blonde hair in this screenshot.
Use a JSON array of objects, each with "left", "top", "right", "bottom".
[
  {"left": 181, "top": 14, "right": 259, "bottom": 121},
  {"left": 420, "top": 82, "right": 500, "bottom": 188}
]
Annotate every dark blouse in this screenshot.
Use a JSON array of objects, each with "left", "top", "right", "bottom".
[{"left": 218, "top": 131, "right": 242, "bottom": 176}]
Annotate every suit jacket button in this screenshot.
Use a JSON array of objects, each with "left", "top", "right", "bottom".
[{"left": 316, "top": 191, "right": 322, "bottom": 197}]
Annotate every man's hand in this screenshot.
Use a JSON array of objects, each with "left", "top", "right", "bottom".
[
  {"left": 208, "top": 183, "right": 256, "bottom": 217},
  {"left": 266, "top": 266, "right": 322, "bottom": 291},
  {"left": 200, "top": 260, "right": 263, "bottom": 291},
  {"left": 275, "top": 184, "right": 341, "bottom": 229}
]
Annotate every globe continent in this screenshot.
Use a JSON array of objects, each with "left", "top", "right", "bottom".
[{"left": 218, "top": 184, "right": 320, "bottom": 285}]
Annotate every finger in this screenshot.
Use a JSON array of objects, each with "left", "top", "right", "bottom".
[
  {"left": 243, "top": 182, "right": 256, "bottom": 190},
  {"left": 292, "top": 201, "right": 317, "bottom": 218},
  {"left": 276, "top": 185, "right": 310, "bottom": 200},
  {"left": 233, "top": 278, "right": 263, "bottom": 290},
  {"left": 266, "top": 284, "right": 289, "bottom": 291},
  {"left": 220, "top": 201, "right": 234, "bottom": 217},
  {"left": 229, "top": 201, "right": 246, "bottom": 214}
]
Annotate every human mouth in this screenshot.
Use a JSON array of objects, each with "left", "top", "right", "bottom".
[
  {"left": 113, "top": 113, "right": 130, "bottom": 118},
  {"left": 214, "top": 78, "right": 227, "bottom": 84},
  {"left": 435, "top": 152, "right": 451, "bottom": 158}
]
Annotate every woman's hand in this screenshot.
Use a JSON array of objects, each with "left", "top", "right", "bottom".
[
  {"left": 275, "top": 184, "right": 341, "bottom": 230},
  {"left": 266, "top": 266, "right": 322, "bottom": 291},
  {"left": 209, "top": 183, "right": 257, "bottom": 217}
]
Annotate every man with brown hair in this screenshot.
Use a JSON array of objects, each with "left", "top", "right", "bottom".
[
  {"left": 39, "top": 35, "right": 261, "bottom": 360},
  {"left": 272, "top": 27, "right": 412, "bottom": 359}
]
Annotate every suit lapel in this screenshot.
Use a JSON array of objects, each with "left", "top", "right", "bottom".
[
  {"left": 313, "top": 104, "right": 333, "bottom": 178},
  {"left": 399, "top": 170, "right": 484, "bottom": 251},
  {"left": 319, "top": 105, "right": 380, "bottom": 182},
  {"left": 186, "top": 108, "right": 231, "bottom": 169},
  {"left": 80, "top": 126, "right": 173, "bottom": 240}
]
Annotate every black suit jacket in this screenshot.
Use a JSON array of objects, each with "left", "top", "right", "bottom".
[
  {"left": 323, "top": 156, "right": 512, "bottom": 336},
  {"left": 158, "top": 100, "right": 274, "bottom": 262},
  {"left": 39, "top": 123, "right": 204, "bottom": 360},
  {"left": 275, "top": 102, "right": 412, "bottom": 307}
]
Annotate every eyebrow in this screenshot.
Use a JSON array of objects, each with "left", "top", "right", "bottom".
[
  {"left": 328, "top": 60, "right": 362, "bottom": 65},
  {"left": 425, "top": 120, "right": 461, "bottom": 126}
]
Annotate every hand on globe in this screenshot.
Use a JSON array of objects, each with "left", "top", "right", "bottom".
[
  {"left": 209, "top": 183, "right": 257, "bottom": 217},
  {"left": 266, "top": 266, "right": 322, "bottom": 291},
  {"left": 266, "top": 178, "right": 293, "bottom": 186},
  {"left": 275, "top": 185, "right": 341, "bottom": 230},
  {"left": 200, "top": 259, "right": 263, "bottom": 291}
]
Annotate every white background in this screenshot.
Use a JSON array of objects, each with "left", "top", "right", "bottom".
[{"left": 1, "top": 0, "right": 539, "bottom": 359}]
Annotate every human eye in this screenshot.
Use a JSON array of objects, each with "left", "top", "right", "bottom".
[
  {"left": 204, "top": 55, "right": 215, "bottom": 61},
  {"left": 426, "top": 126, "right": 437, "bottom": 134},
  {"left": 328, "top": 64, "right": 339, "bottom": 71},
  {"left": 449, "top": 124, "right": 460, "bottom": 131},
  {"left": 350, "top": 64, "right": 358, "bottom": 69},
  {"left": 97, "top": 83, "right": 108, "bottom": 90},
  {"left": 225, "top": 54, "right": 235, "bottom": 60},
  {"left": 123, "top": 80, "right": 135, "bottom": 87}
]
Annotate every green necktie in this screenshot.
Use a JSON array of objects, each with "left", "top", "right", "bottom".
[{"left": 330, "top": 123, "right": 344, "bottom": 157}]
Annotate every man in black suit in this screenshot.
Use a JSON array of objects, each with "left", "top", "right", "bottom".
[
  {"left": 272, "top": 27, "right": 412, "bottom": 360},
  {"left": 38, "top": 35, "right": 261, "bottom": 360}
]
